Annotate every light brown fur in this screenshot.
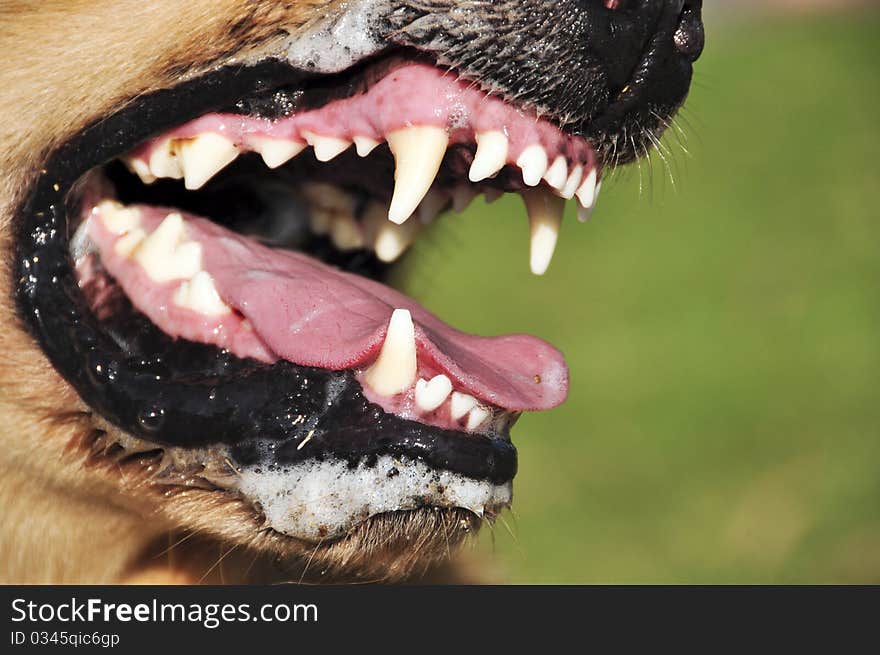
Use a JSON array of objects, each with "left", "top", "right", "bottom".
[{"left": 0, "top": 0, "right": 484, "bottom": 584}]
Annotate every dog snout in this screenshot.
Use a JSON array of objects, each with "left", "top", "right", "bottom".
[{"left": 674, "top": 1, "right": 705, "bottom": 63}]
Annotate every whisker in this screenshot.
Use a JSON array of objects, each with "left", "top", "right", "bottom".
[
  {"left": 198, "top": 544, "right": 238, "bottom": 584},
  {"left": 153, "top": 529, "right": 197, "bottom": 560},
  {"left": 298, "top": 537, "right": 325, "bottom": 584}
]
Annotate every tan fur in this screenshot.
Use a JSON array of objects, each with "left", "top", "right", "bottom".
[{"left": 0, "top": 0, "right": 484, "bottom": 584}]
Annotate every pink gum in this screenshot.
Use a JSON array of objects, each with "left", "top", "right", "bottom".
[{"left": 129, "top": 63, "right": 596, "bottom": 171}]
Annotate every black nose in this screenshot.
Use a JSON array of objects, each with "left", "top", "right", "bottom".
[{"left": 673, "top": 0, "right": 704, "bottom": 62}]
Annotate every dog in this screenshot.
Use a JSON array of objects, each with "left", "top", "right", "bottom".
[{"left": 0, "top": 0, "right": 703, "bottom": 584}]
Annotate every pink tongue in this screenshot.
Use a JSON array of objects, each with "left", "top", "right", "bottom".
[{"left": 90, "top": 208, "right": 569, "bottom": 411}]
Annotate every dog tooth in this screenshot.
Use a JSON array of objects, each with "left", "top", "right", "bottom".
[
  {"left": 114, "top": 228, "right": 146, "bottom": 258},
  {"left": 516, "top": 145, "right": 549, "bottom": 187},
  {"left": 452, "top": 185, "right": 478, "bottom": 213},
  {"left": 577, "top": 176, "right": 601, "bottom": 223},
  {"left": 133, "top": 213, "right": 202, "bottom": 282},
  {"left": 363, "top": 309, "right": 418, "bottom": 396},
  {"left": 173, "top": 271, "right": 231, "bottom": 316},
  {"left": 148, "top": 138, "right": 183, "bottom": 180},
  {"left": 172, "top": 242, "right": 203, "bottom": 274},
  {"left": 250, "top": 136, "right": 306, "bottom": 169},
  {"left": 466, "top": 405, "right": 490, "bottom": 431},
  {"left": 97, "top": 200, "right": 140, "bottom": 235},
  {"left": 360, "top": 201, "right": 388, "bottom": 244},
  {"left": 561, "top": 164, "right": 584, "bottom": 199},
  {"left": 522, "top": 189, "right": 565, "bottom": 276},
  {"left": 575, "top": 169, "right": 598, "bottom": 209},
  {"left": 484, "top": 187, "right": 504, "bottom": 204},
  {"left": 330, "top": 214, "right": 365, "bottom": 251},
  {"left": 414, "top": 375, "right": 453, "bottom": 413},
  {"left": 178, "top": 134, "right": 239, "bottom": 190},
  {"left": 309, "top": 208, "right": 334, "bottom": 236},
  {"left": 450, "top": 392, "right": 478, "bottom": 421},
  {"left": 353, "top": 135, "right": 381, "bottom": 157},
  {"left": 303, "top": 185, "right": 356, "bottom": 238},
  {"left": 577, "top": 186, "right": 599, "bottom": 222},
  {"left": 543, "top": 155, "right": 568, "bottom": 190},
  {"left": 374, "top": 214, "right": 421, "bottom": 263},
  {"left": 134, "top": 212, "right": 185, "bottom": 257},
  {"left": 386, "top": 126, "right": 448, "bottom": 225},
  {"left": 301, "top": 182, "right": 356, "bottom": 215},
  {"left": 417, "top": 189, "right": 449, "bottom": 225},
  {"left": 122, "top": 157, "right": 157, "bottom": 184},
  {"left": 302, "top": 131, "right": 351, "bottom": 162},
  {"left": 469, "top": 131, "right": 509, "bottom": 182}
]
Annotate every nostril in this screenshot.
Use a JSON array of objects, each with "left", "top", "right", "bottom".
[{"left": 674, "top": 1, "right": 705, "bottom": 62}]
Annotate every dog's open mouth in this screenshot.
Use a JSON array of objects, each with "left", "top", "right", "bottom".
[{"left": 14, "top": 0, "right": 702, "bottom": 551}]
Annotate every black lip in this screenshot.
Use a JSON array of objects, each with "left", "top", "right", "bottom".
[{"left": 13, "top": 60, "right": 517, "bottom": 486}]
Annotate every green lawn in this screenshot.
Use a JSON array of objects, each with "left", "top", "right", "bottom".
[{"left": 395, "top": 11, "right": 880, "bottom": 583}]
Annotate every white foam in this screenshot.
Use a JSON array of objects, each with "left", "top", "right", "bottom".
[
  {"left": 284, "top": 0, "right": 388, "bottom": 73},
  {"left": 236, "top": 455, "right": 512, "bottom": 541}
]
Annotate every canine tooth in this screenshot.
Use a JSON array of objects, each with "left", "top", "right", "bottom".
[
  {"left": 450, "top": 392, "right": 478, "bottom": 421},
  {"left": 516, "top": 145, "right": 548, "bottom": 187},
  {"left": 97, "top": 200, "right": 140, "bottom": 235},
  {"left": 415, "top": 375, "right": 453, "bottom": 412},
  {"left": 133, "top": 213, "right": 202, "bottom": 282},
  {"left": 418, "top": 189, "right": 449, "bottom": 225},
  {"left": 522, "top": 189, "right": 565, "bottom": 276},
  {"left": 363, "top": 309, "right": 418, "bottom": 396},
  {"left": 374, "top": 215, "right": 421, "bottom": 263},
  {"left": 543, "top": 155, "right": 568, "bottom": 190},
  {"left": 123, "top": 157, "right": 157, "bottom": 184},
  {"left": 302, "top": 131, "right": 351, "bottom": 162},
  {"left": 179, "top": 134, "right": 239, "bottom": 190},
  {"left": 466, "top": 405, "right": 490, "bottom": 431},
  {"left": 173, "top": 271, "right": 230, "bottom": 316},
  {"left": 469, "top": 131, "right": 509, "bottom": 182},
  {"left": 387, "top": 126, "right": 448, "bottom": 225},
  {"left": 114, "top": 228, "right": 146, "bottom": 258},
  {"left": 561, "top": 164, "right": 583, "bottom": 199},
  {"left": 330, "top": 214, "right": 365, "bottom": 251},
  {"left": 484, "top": 187, "right": 504, "bottom": 204},
  {"left": 452, "top": 185, "right": 478, "bottom": 213},
  {"left": 353, "top": 135, "right": 381, "bottom": 157},
  {"left": 148, "top": 138, "right": 183, "bottom": 180},
  {"left": 250, "top": 136, "right": 305, "bottom": 169}
]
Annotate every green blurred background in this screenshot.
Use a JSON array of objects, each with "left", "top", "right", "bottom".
[{"left": 396, "top": 4, "right": 880, "bottom": 583}]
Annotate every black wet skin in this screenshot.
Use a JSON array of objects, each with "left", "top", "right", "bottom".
[{"left": 12, "top": 0, "right": 703, "bottom": 485}]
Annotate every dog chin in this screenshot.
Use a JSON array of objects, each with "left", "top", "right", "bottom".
[{"left": 82, "top": 418, "right": 487, "bottom": 583}]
